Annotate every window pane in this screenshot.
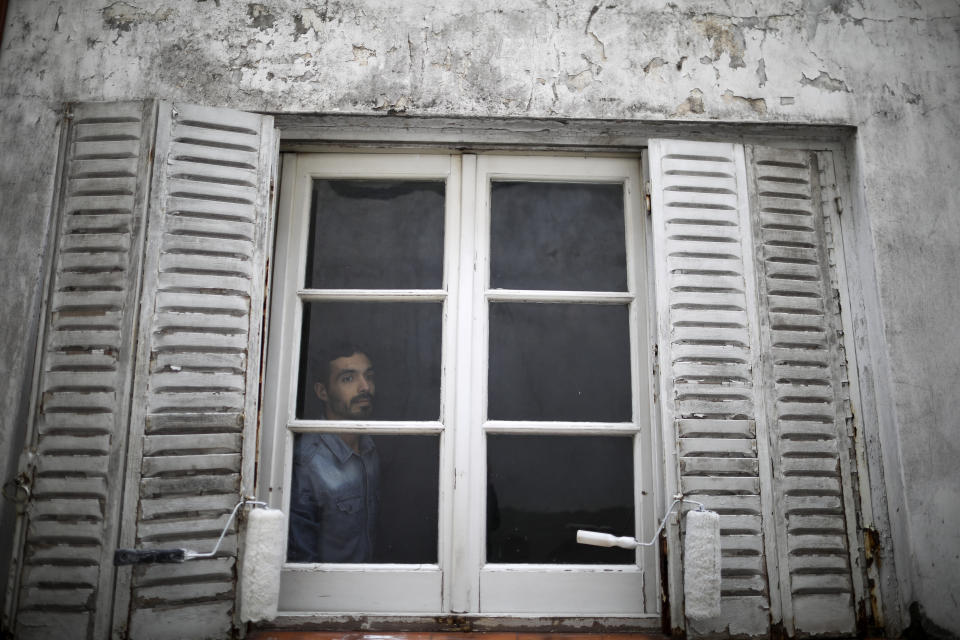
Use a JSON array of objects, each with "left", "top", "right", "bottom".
[
  {"left": 298, "top": 302, "right": 442, "bottom": 420},
  {"left": 288, "top": 433, "right": 439, "bottom": 564},
  {"left": 486, "top": 435, "right": 635, "bottom": 564},
  {"left": 488, "top": 303, "right": 632, "bottom": 422},
  {"left": 490, "top": 181, "right": 627, "bottom": 291},
  {"left": 306, "top": 179, "right": 445, "bottom": 289}
]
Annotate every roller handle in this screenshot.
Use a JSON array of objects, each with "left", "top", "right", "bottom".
[
  {"left": 576, "top": 530, "right": 638, "bottom": 549},
  {"left": 113, "top": 548, "right": 186, "bottom": 565}
]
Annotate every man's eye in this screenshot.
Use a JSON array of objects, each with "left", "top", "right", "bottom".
[{"left": 341, "top": 375, "right": 353, "bottom": 382}]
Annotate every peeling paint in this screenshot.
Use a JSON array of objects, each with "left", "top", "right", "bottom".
[
  {"left": 699, "top": 16, "right": 746, "bottom": 69},
  {"left": 352, "top": 44, "right": 376, "bottom": 65},
  {"left": 373, "top": 94, "right": 408, "bottom": 113},
  {"left": 722, "top": 89, "right": 767, "bottom": 114},
  {"left": 584, "top": 4, "right": 600, "bottom": 34},
  {"left": 588, "top": 32, "right": 607, "bottom": 61},
  {"left": 102, "top": 2, "right": 174, "bottom": 34},
  {"left": 643, "top": 57, "right": 667, "bottom": 73},
  {"left": 901, "top": 82, "right": 922, "bottom": 105},
  {"left": 674, "top": 88, "right": 704, "bottom": 115},
  {"left": 247, "top": 3, "right": 276, "bottom": 30},
  {"left": 565, "top": 69, "right": 593, "bottom": 92},
  {"left": 294, "top": 7, "right": 332, "bottom": 37},
  {"left": 756, "top": 58, "right": 767, "bottom": 87},
  {"left": 801, "top": 70, "right": 851, "bottom": 93}
]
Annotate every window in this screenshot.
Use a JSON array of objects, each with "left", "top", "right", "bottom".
[
  {"left": 14, "top": 99, "right": 866, "bottom": 638},
  {"left": 260, "top": 153, "right": 657, "bottom": 615}
]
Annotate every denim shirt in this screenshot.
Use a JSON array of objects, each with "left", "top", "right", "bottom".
[{"left": 287, "top": 433, "right": 379, "bottom": 563}]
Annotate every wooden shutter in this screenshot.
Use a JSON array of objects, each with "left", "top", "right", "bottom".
[
  {"left": 12, "top": 101, "right": 276, "bottom": 640},
  {"left": 115, "top": 103, "right": 276, "bottom": 640},
  {"left": 650, "top": 140, "right": 862, "bottom": 638},
  {"left": 12, "top": 101, "right": 157, "bottom": 640},
  {"left": 745, "top": 146, "right": 858, "bottom": 636},
  {"left": 649, "top": 140, "right": 773, "bottom": 637}
]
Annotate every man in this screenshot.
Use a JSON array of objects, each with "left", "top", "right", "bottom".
[{"left": 287, "top": 342, "right": 380, "bottom": 563}]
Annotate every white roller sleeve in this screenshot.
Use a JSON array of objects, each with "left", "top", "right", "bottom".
[
  {"left": 683, "top": 509, "right": 722, "bottom": 620},
  {"left": 576, "top": 530, "right": 639, "bottom": 549},
  {"left": 239, "top": 508, "right": 285, "bottom": 622}
]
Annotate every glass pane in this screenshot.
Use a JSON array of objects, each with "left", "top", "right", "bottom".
[
  {"left": 490, "top": 181, "right": 627, "bottom": 291},
  {"left": 486, "top": 435, "right": 635, "bottom": 564},
  {"left": 306, "top": 179, "right": 445, "bottom": 289},
  {"left": 298, "top": 302, "right": 442, "bottom": 420},
  {"left": 488, "top": 303, "right": 632, "bottom": 422},
  {"left": 288, "top": 433, "right": 439, "bottom": 563}
]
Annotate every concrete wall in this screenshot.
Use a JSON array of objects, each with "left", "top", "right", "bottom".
[{"left": 0, "top": 0, "right": 958, "bottom": 634}]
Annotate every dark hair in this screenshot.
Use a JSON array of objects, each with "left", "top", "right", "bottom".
[{"left": 314, "top": 340, "right": 370, "bottom": 386}]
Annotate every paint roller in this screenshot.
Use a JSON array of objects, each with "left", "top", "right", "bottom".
[
  {"left": 113, "top": 498, "right": 285, "bottom": 622},
  {"left": 576, "top": 495, "right": 721, "bottom": 620}
]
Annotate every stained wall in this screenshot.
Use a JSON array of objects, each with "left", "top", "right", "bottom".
[{"left": 0, "top": 0, "right": 958, "bottom": 634}]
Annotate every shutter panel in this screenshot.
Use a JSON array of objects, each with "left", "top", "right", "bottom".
[
  {"left": 746, "top": 146, "right": 857, "bottom": 636},
  {"left": 14, "top": 101, "right": 274, "bottom": 640},
  {"left": 13, "top": 101, "right": 157, "bottom": 640},
  {"left": 114, "top": 103, "right": 275, "bottom": 640},
  {"left": 652, "top": 140, "right": 863, "bottom": 638},
  {"left": 649, "top": 140, "right": 773, "bottom": 637}
]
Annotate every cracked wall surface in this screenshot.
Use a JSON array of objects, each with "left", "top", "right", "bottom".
[{"left": 0, "top": 0, "right": 958, "bottom": 635}]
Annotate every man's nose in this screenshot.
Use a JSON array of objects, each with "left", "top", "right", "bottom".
[{"left": 358, "top": 376, "right": 370, "bottom": 392}]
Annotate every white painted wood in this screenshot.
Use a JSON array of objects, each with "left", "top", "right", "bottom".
[
  {"left": 479, "top": 567, "right": 645, "bottom": 614},
  {"left": 128, "top": 601, "right": 234, "bottom": 640},
  {"left": 648, "top": 139, "right": 772, "bottom": 636},
  {"left": 817, "top": 148, "right": 877, "bottom": 625},
  {"left": 483, "top": 421, "right": 639, "bottom": 434},
  {"left": 299, "top": 289, "right": 447, "bottom": 301},
  {"left": 485, "top": 290, "right": 636, "bottom": 303},
  {"left": 279, "top": 567, "right": 442, "bottom": 613},
  {"left": 10, "top": 100, "right": 158, "bottom": 640},
  {"left": 260, "top": 153, "right": 458, "bottom": 615},
  {"left": 471, "top": 154, "right": 653, "bottom": 615},
  {"left": 746, "top": 145, "right": 858, "bottom": 637},
  {"left": 438, "top": 153, "right": 464, "bottom": 613},
  {"left": 109, "top": 101, "right": 276, "bottom": 639},
  {"left": 449, "top": 152, "right": 480, "bottom": 613}
]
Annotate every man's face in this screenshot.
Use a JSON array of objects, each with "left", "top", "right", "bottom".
[{"left": 316, "top": 352, "right": 375, "bottom": 420}]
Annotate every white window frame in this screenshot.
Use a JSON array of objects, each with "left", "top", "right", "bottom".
[
  {"left": 259, "top": 151, "right": 660, "bottom": 620},
  {"left": 461, "top": 155, "right": 656, "bottom": 615},
  {"left": 261, "top": 153, "right": 461, "bottom": 614}
]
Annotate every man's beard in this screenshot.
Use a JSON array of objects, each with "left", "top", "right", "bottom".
[{"left": 350, "top": 393, "right": 374, "bottom": 417}]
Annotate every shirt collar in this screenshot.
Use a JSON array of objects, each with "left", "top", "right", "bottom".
[{"left": 320, "top": 432, "right": 374, "bottom": 464}]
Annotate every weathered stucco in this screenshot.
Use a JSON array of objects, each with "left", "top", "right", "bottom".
[{"left": 0, "top": 0, "right": 958, "bottom": 635}]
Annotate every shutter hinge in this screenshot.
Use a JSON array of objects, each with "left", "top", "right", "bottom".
[
  {"left": 644, "top": 181, "right": 652, "bottom": 215},
  {"left": 834, "top": 196, "right": 843, "bottom": 215}
]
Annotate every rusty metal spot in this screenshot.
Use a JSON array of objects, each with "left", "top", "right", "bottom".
[{"left": 863, "top": 526, "right": 880, "bottom": 567}]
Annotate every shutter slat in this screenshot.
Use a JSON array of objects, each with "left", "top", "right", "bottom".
[
  {"left": 129, "top": 601, "right": 233, "bottom": 640},
  {"left": 165, "top": 197, "right": 258, "bottom": 223},
  {"left": 141, "top": 453, "right": 242, "bottom": 476},
  {"left": 137, "top": 514, "right": 234, "bottom": 541},
  {"left": 141, "top": 474, "right": 240, "bottom": 499}
]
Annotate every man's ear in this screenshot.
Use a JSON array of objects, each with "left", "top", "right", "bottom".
[{"left": 315, "top": 382, "right": 328, "bottom": 403}]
